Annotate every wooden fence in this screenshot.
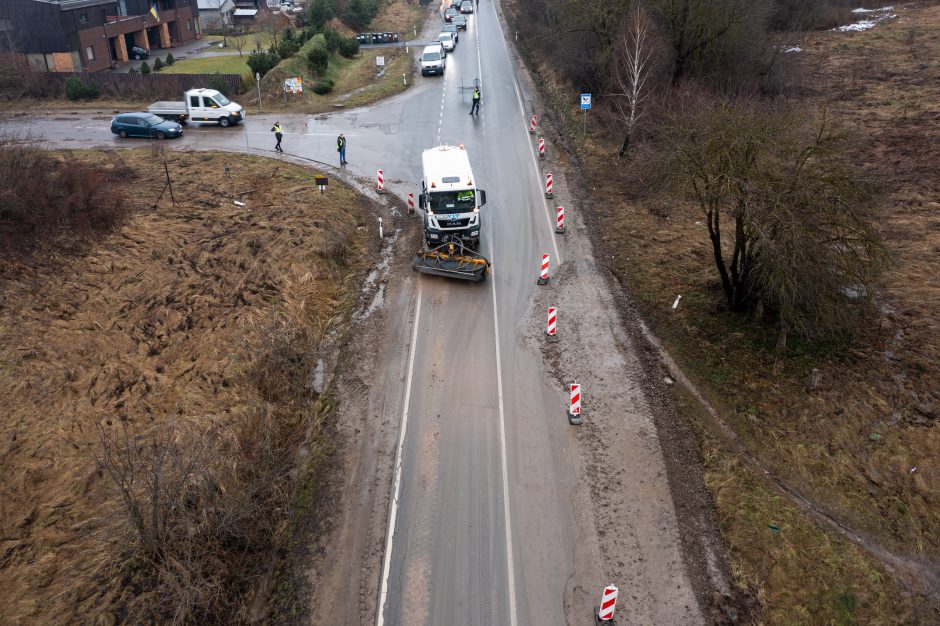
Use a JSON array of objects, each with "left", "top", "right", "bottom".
[{"left": 27, "top": 71, "right": 243, "bottom": 100}]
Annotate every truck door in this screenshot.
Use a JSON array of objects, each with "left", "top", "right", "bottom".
[
  {"left": 188, "top": 94, "right": 203, "bottom": 120},
  {"left": 202, "top": 96, "right": 220, "bottom": 119}
]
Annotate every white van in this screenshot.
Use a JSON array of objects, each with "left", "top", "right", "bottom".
[{"left": 420, "top": 45, "right": 446, "bottom": 76}]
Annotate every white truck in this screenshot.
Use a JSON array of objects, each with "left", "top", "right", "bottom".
[
  {"left": 148, "top": 88, "right": 245, "bottom": 126},
  {"left": 418, "top": 145, "right": 487, "bottom": 249}
]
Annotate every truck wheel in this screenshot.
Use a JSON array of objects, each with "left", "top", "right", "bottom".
[
  {"left": 219, "top": 117, "right": 231, "bottom": 128},
  {"left": 118, "top": 129, "right": 128, "bottom": 138}
]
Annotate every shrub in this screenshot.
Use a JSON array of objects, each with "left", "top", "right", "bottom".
[
  {"left": 342, "top": 0, "right": 379, "bottom": 29},
  {"left": 312, "top": 77, "right": 335, "bottom": 94},
  {"left": 305, "top": 0, "right": 334, "bottom": 29},
  {"left": 153, "top": 57, "right": 164, "bottom": 71},
  {"left": 306, "top": 46, "right": 329, "bottom": 76},
  {"left": 338, "top": 37, "right": 360, "bottom": 58},
  {"left": 63, "top": 76, "right": 100, "bottom": 100},
  {"left": 241, "top": 71, "right": 256, "bottom": 94},
  {"left": 139, "top": 60, "right": 151, "bottom": 74},
  {"left": 165, "top": 52, "right": 175, "bottom": 65},
  {"left": 246, "top": 49, "right": 281, "bottom": 78},
  {"left": 275, "top": 38, "right": 300, "bottom": 59},
  {"left": 323, "top": 27, "right": 342, "bottom": 54},
  {"left": 127, "top": 67, "right": 138, "bottom": 75},
  {"left": 206, "top": 71, "right": 232, "bottom": 97}
]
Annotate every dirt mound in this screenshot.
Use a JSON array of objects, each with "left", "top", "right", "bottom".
[{"left": 0, "top": 150, "right": 372, "bottom": 623}]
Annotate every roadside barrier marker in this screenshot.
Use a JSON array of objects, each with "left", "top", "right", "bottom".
[
  {"left": 595, "top": 584, "right": 618, "bottom": 622},
  {"left": 568, "top": 383, "right": 582, "bottom": 425},
  {"left": 538, "top": 137, "right": 545, "bottom": 159},
  {"left": 377, "top": 169, "right": 384, "bottom": 193},
  {"left": 545, "top": 172, "right": 554, "bottom": 199},
  {"left": 555, "top": 206, "right": 565, "bottom": 234},
  {"left": 529, "top": 113, "right": 538, "bottom": 134},
  {"left": 546, "top": 306, "right": 558, "bottom": 343},
  {"left": 537, "top": 253, "right": 550, "bottom": 285},
  {"left": 407, "top": 192, "right": 415, "bottom": 214}
]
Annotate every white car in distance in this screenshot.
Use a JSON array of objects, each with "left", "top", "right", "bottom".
[{"left": 438, "top": 32, "right": 456, "bottom": 53}]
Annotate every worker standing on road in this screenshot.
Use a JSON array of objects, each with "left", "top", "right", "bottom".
[
  {"left": 337, "top": 133, "right": 348, "bottom": 165},
  {"left": 271, "top": 122, "right": 283, "bottom": 153},
  {"left": 470, "top": 87, "right": 481, "bottom": 116}
]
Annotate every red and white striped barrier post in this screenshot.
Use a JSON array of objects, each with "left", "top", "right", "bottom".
[
  {"left": 538, "top": 137, "right": 545, "bottom": 159},
  {"left": 407, "top": 192, "right": 415, "bottom": 214},
  {"left": 376, "top": 169, "right": 384, "bottom": 194},
  {"left": 546, "top": 306, "right": 558, "bottom": 343},
  {"left": 568, "top": 382, "right": 582, "bottom": 425},
  {"left": 529, "top": 113, "right": 538, "bottom": 134},
  {"left": 537, "top": 253, "right": 550, "bottom": 286},
  {"left": 545, "top": 172, "right": 554, "bottom": 199},
  {"left": 555, "top": 205, "right": 566, "bottom": 234},
  {"left": 596, "top": 584, "right": 618, "bottom": 622}
]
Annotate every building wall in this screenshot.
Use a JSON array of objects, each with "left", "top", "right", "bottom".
[{"left": 78, "top": 26, "right": 113, "bottom": 71}]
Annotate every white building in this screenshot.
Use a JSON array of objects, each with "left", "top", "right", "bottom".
[{"left": 197, "top": 0, "right": 236, "bottom": 30}]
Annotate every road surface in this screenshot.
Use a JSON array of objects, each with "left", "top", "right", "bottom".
[{"left": 0, "top": 2, "right": 709, "bottom": 624}]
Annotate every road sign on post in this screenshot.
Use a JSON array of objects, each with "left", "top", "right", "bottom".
[{"left": 580, "top": 93, "right": 591, "bottom": 134}]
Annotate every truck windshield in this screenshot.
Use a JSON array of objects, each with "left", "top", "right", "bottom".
[
  {"left": 422, "top": 52, "right": 441, "bottom": 62},
  {"left": 429, "top": 190, "right": 474, "bottom": 213},
  {"left": 214, "top": 93, "right": 232, "bottom": 106}
]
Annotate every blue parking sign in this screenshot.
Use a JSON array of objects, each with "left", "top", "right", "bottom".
[{"left": 580, "top": 93, "right": 592, "bottom": 110}]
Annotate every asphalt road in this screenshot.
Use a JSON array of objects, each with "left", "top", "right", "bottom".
[{"left": 0, "top": 2, "right": 704, "bottom": 624}]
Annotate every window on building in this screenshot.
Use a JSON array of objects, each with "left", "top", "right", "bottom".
[
  {"left": 79, "top": 13, "right": 88, "bottom": 23},
  {"left": 85, "top": 46, "right": 95, "bottom": 60},
  {"left": 187, "top": 19, "right": 192, "bottom": 31}
]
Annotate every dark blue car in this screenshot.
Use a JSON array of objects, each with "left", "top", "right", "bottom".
[{"left": 110, "top": 112, "right": 183, "bottom": 140}]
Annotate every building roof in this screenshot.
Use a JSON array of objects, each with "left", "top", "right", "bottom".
[
  {"left": 31, "top": 0, "right": 118, "bottom": 10},
  {"left": 232, "top": 8, "right": 257, "bottom": 16},
  {"left": 196, "top": 0, "right": 230, "bottom": 9}
]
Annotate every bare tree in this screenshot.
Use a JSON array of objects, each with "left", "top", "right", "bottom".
[
  {"left": 611, "top": 6, "right": 658, "bottom": 157},
  {"left": 230, "top": 31, "right": 247, "bottom": 57},
  {"left": 660, "top": 99, "right": 887, "bottom": 346}
]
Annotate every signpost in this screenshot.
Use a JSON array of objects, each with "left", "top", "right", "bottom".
[
  {"left": 256, "top": 72, "right": 262, "bottom": 112},
  {"left": 376, "top": 55, "right": 386, "bottom": 67},
  {"left": 580, "top": 93, "right": 591, "bottom": 134}
]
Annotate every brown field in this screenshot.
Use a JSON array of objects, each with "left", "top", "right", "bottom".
[
  {"left": 0, "top": 150, "right": 372, "bottom": 623},
  {"left": 516, "top": 0, "right": 940, "bottom": 622}
]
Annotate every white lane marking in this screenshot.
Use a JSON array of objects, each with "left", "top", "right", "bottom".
[
  {"left": 477, "top": 15, "right": 518, "bottom": 626},
  {"left": 375, "top": 280, "right": 423, "bottom": 626}
]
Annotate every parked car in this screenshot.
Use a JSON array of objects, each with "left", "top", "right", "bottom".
[
  {"left": 460, "top": 0, "right": 473, "bottom": 13},
  {"left": 130, "top": 45, "right": 150, "bottom": 60},
  {"left": 453, "top": 14, "right": 468, "bottom": 30},
  {"left": 444, "top": 7, "right": 458, "bottom": 22},
  {"left": 441, "top": 22, "right": 459, "bottom": 43},
  {"left": 111, "top": 112, "right": 183, "bottom": 139},
  {"left": 420, "top": 45, "right": 446, "bottom": 76},
  {"left": 438, "top": 32, "right": 456, "bottom": 53}
]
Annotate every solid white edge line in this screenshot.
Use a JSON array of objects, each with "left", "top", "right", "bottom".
[
  {"left": 375, "top": 281, "right": 423, "bottom": 626},
  {"left": 478, "top": 13, "right": 519, "bottom": 626}
]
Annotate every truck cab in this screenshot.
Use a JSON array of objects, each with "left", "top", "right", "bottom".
[
  {"left": 183, "top": 89, "right": 244, "bottom": 125},
  {"left": 419, "top": 145, "right": 487, "bottom": 249}
]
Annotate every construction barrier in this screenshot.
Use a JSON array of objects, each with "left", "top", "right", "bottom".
[
  {"left": 529, "top": 113, "right": 538, "bottom": 134},
  {"left": 537, "top": 253, "right": 550, "bottom": 285},
  {"left": 568, "top": 382, "right": 582, "bottom": 425},
  {"left": 377, "top": 169, "right": 384, "bottom": 193},
  {"left": 597, "top": 584, "right": 618, "bottom": 621},
  {"left": 538, "top": 137, "right": 545, "bottom": 159},
  {"left": 546, "top": 306, "right": 558, "bottom": 343},
  {"left": 408, "top": 192, "right": 415, "bottom": 214},
  {"left": 555, "top": 206, "right": 566, "bottom": 234},
  {"left": 545, "top": 172, "right": 554, "bottom": 199}
]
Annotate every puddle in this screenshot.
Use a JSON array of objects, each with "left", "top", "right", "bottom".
[
  {"left": 311, "top": 358, "right": 325, "bottom": 394},
  {"left": 363, "top": 284, "right": 386, "bottom": 319},
  {"left": 354, "top": 229, "right": 398, "bottom": 321}
]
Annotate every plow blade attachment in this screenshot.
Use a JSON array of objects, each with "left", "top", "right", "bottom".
[{"left": 411, "top": 242, "right": 490, "bottom": 282}]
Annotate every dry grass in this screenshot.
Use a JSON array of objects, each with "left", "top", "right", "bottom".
[
  {"left": 368, "top": 0, "right": 429, "bottom": 34},
  {"left": 0, "top": 150, "right": 372, "bottom": 623},
  {"left": 510, "top": 0, "right": 940, "bottom": 621}
]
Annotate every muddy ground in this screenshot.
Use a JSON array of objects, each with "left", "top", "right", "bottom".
[{"left": 0, "top": 149, "right": 374, "bottom": 623}]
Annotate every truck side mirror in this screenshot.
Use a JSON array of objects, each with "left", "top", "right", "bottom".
[
  {"left": 418, "top": 193, "right": 427, "bottom": 208},
  {"left": 478, "top": 190, "right": 486, "bottom": 207}
]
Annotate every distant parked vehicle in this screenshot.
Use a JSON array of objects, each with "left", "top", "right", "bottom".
[
  {"left": 111, "top": 112, "right": 183, "bottom": 140},
  {"left": 453, "top": 14, "right": 467, "bottom": 30},
  {"left": 148, "top": 88, "right": 245, "bottom": 126},
  {"left": 460, "top": 0, "right": 473, "bottom": 13},
  {"left": 130, "top": 45, "right": 149, "bottom": 60}
]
